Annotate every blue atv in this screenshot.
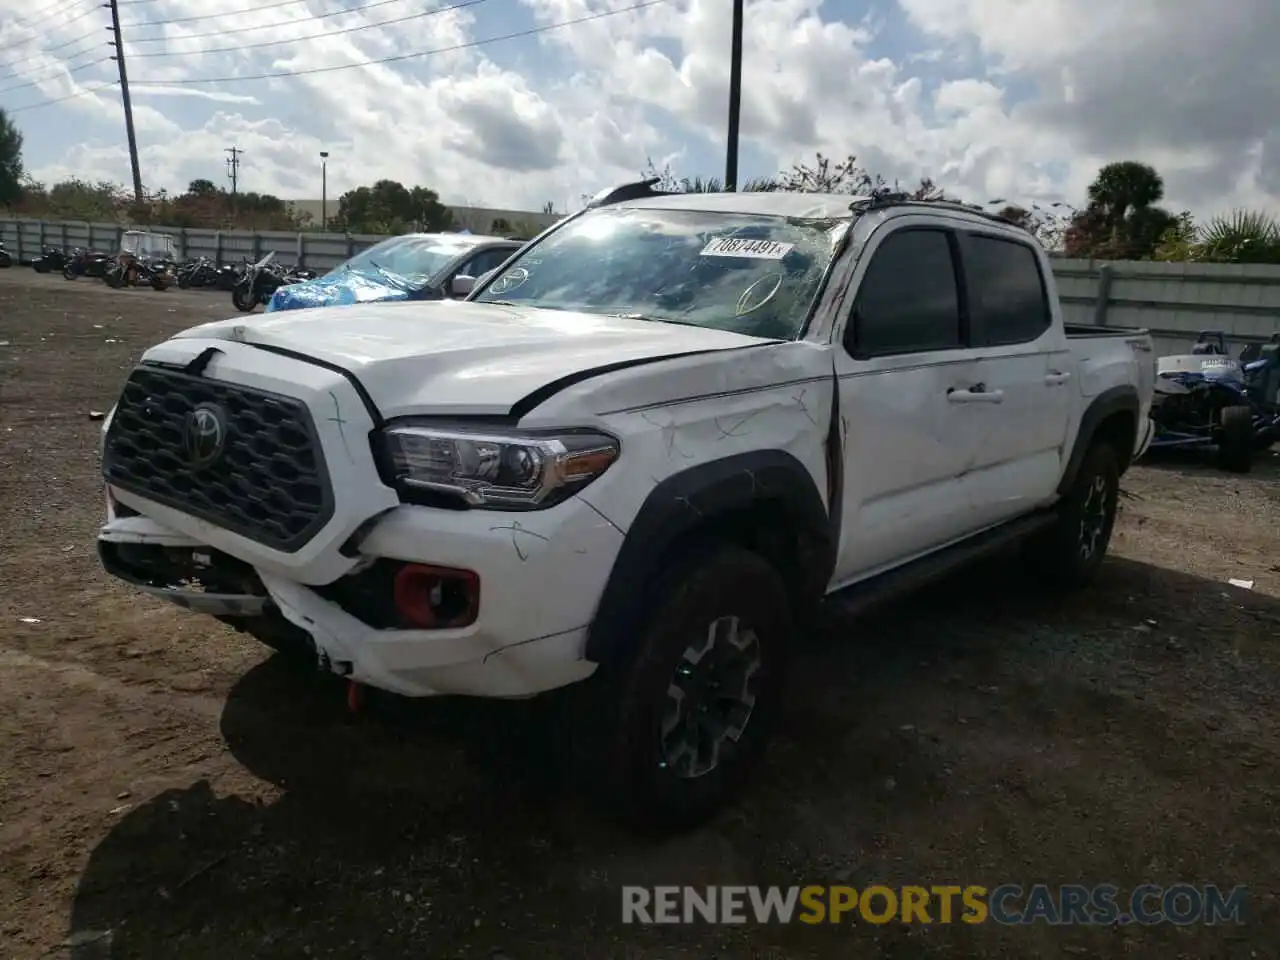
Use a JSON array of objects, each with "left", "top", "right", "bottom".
[{"left": 1149, "top": 330, "right": 1280, "bottom": 473}]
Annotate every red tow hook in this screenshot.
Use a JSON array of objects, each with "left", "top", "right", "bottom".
[{"left": 346, "top": 679, "right": 366, "bottom": 715}]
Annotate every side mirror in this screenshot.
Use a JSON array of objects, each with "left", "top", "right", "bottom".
[{"left": 450, "top": 274, "right": 476, "bottom": 297}]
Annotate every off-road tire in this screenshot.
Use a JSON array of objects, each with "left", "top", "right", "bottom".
[
  {"left": 580, "top": 543, "right": 792, "bottom": 836},
  {"left": 1215, "top": 405, "right": 1254, "bottom": 473},
  {"left": 1026, "top": 441, "right": 1120, "bottom": 589}
]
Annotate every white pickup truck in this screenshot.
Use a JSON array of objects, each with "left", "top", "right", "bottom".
[{"left": 97, "top": 185, "right": 1155, "bottom": 833}]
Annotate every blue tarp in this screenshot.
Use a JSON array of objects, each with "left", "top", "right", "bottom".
[{"left": 265, "top": 267, "right": 422, "bottom": 313}]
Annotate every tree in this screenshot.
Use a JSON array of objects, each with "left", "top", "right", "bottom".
[
  {"left": 1153, "top": 209, "right": 1280, "bottom": 264},
  {"left": 1197, "top": 209, "right": 1280, "bottom": 263},
  {"left": 186, "top": 178, "right": 218, "bottom": 197},
  {"left": 1066, "top": 161, "right": 1175, "bottom": 259},
  {"left": 336, "top": 179, "right": 454, "bottom": 234},
  {"left": 0, "top": 108, "right": 23, "bottom": 209},
  {"left": 639, "top": 153, "right": 949, "bottom": 201},
  {"left": 490, "top": 217, "right": 512, "bottom": 234}
]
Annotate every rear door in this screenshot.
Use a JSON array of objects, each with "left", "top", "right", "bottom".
[
  {"left": 958, "top": 231, "right": 1072, "bottom": 525},
  {"left": 830, "top": 220, "right": 985, "bottom": 583}
]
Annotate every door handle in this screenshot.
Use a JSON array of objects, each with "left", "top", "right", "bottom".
[
  {"left": 1044, "top": 371, "right": 1072, "bottom": 386},
  {"left": 947, "top": 383, "right": 1005, "bottom": 403}
]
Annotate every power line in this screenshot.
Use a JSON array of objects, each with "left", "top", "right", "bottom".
[
  {"left": 0, "top": 2, "right": 107, "bottom": 52},
  {"left": 130, "top": 0, "right": 489, "bottom": 58},
  {"left": 0, "top": 57, "right": 111, "bottom": 96},
  {"left": 4, "top": 0, "right": 666, "bottom": 113},
  {"left": 0, "top": 28, "right": 103, "bottom": 70},
  {"left": 4, "top": 82, "right": 116, "bottom": 113},
  {"left": 133, "top": 0, "right": 668, "bottom": 85},
  {"left": 0, "top": 0, "right": 99, "bottom": 36},
  {"left": 120, "top": 0, "right": 312, "bottom": 29},
  {"left": 126, "top": 0, "right": 423, "bottom": 45}
]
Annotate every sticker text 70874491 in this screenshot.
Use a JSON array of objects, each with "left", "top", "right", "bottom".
[{"left": 700, "top": 237, "right": 795, "bottom": 260}]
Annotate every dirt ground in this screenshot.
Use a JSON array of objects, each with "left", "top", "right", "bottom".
[{"left": 1, "top": 268, "right": 1278, "bottom": 960}]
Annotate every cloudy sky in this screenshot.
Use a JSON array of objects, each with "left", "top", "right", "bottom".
[{"left": 0, "top": 0, "right": 1276, "bottom": 218}]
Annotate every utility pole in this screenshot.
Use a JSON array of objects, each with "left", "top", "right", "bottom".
[
  {"left": 724, "top": 0, "right": 743, "bottom": 191},
  {"left": 225, "top": 146, "right": 242, "bottom": 196},
  {"left": 319, "top": 151, "right": 328, "bottom": 231},
  {"left": 105, "top": 0, "right": 143, "bottom": 205}
]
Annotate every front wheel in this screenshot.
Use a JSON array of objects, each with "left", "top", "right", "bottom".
[
  {"left": 1026, "top": 441, "right": 1120, "bottom": 589},
  {"left": 1215, "top": 405, "right": 1254, "bottom": 473},
  {"left": 581, "top": 544, "right": 791, "bottom": 835},
  {"left": 231, "top": 282, "right": 257, "bottom": 312}
]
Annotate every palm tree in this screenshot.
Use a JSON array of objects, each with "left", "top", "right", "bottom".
[
  {"left": 1086, "top": 161, "right": 1165, "bottom": 231},
  {"left": 1197, "top": 209, "right": 1280, "bottom": 262}
]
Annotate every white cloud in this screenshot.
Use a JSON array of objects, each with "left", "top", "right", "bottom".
[{"left": 0, "top": 0, "right": 1275, "bottom": 219}]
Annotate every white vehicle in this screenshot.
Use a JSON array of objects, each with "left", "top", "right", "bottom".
[{"left": 97, "top": 183, "right": 1155, "bottom": 832}]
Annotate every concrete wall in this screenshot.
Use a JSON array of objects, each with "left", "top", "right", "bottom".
[
  {"left": 1052, "top": 257, "right": 1280, "bottom": 356},
  {"left": 1, "top": 216, "right": 1277, "bottom": 355},
  {"left": 0, "top": 218, "right": 398, "bottom": 272},
  {"left": 285, "top": 200, "right": 561, "bottom": 235}
]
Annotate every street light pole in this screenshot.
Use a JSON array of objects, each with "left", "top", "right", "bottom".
[
  {"left": 319, "top": 151, "right": 329, "bottom": 231},
  {"left": 725, "top": 0, "right": 744, "bottom": 191}
]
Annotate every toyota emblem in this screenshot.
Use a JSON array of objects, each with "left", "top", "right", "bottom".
[{"left": 183, "top": 404, "right": 227, "bottom": 467}]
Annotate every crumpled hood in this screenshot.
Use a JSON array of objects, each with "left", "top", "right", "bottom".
[
  {"left": 265, "top": 267, "right": 422, "bottom": 313},
  {"left": 172, "top": 298, "right": 777, "bottom": 416}
]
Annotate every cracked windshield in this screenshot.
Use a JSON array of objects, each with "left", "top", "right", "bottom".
[{"left": 473, "top": 207, "right": 847, "bottom": 339}]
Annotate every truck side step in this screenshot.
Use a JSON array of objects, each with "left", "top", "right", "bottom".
[{"left": 825, "top": 511, "right": 1059, "bottom": 619}]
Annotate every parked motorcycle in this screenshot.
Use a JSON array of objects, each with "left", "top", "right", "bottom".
[
  {"left": 30, "top": 246, "right": 70, "bottom": 273},
  {"left": 231, "top": 251, "right": 287, "bottom": 312},
  {"left": 62, "top": 247, "right": 112, "bottom": 280},
  {"left": 104, "top": 251, "right": 172, "bottom": 290},
  {"left": 0, "top": 241, "right": 11, "bottom": 268}
]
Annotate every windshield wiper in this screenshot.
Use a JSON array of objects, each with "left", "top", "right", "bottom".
[{"left": 612, "top": 312, "right": 702, "bottom": 328}]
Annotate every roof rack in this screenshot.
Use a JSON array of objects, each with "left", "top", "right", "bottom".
[
  {"left": 849, "top": 192, "right": 1021, "bottom": 227},
  {"left": 585, "top": 177, "right": 679, "bottom": 209}
]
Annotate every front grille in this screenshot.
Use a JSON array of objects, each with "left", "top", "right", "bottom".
[{"left": 103, "top": 364, "right": 334, "bottom": 552}]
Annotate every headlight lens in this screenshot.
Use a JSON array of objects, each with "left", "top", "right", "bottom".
[{"left": 380, "top": 423, "right": 619, "bottom": 509}]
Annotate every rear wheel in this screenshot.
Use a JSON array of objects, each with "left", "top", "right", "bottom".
[
  {"left": 1215, "top": 405, "right": 1254, "bottom": 473},
  {"left": 1026, "top": 441, "right": 1120, "bottom": 589},
  {"left": 580, "top": 543, "right": 791, "bottom": 835}
]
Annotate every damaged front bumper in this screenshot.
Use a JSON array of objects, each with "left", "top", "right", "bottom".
[{"left": 96, "top": 505, "right": 609, "bottom": 699}]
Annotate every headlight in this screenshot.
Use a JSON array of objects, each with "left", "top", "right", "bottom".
[{"left": 380, "top": 422, "right": 619, "bottom": 510}]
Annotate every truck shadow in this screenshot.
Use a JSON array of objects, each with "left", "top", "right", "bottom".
[{"left": 65, "top": 555, "right": 1280, "bottom": 958}]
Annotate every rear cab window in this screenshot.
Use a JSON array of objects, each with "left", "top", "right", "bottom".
[{"left": 961, "top": 234, "right": 1052, "bottom": 346}]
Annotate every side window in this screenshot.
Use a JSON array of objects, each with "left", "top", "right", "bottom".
[
  {"left": 845, "top": 229, "right": 961, "bottom": 357},
  {"left": 965, "top": 235, "right": 1051, "bottom": 345},
  {"left": 461, "top": 247, "right": 515, "bottom": 279}
]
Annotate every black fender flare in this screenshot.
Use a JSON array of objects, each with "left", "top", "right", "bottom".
[
  {"left": 585, "top": 449, "right": 832, "bottom": 667},
  {"left": 1058, "top": 385, "right": 1140, "bottom": 495}
]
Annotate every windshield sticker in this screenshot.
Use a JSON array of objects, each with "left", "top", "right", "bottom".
[
  {"left": 489, "top": 267, "right": 529, "bottom": 295},
  {"left": 700, "top": 237, "right": 795, "bottom": 259}
]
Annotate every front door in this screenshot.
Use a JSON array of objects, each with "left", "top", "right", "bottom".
[{"left": 831, "top": 222, "right": 985, "bottom": 585}]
